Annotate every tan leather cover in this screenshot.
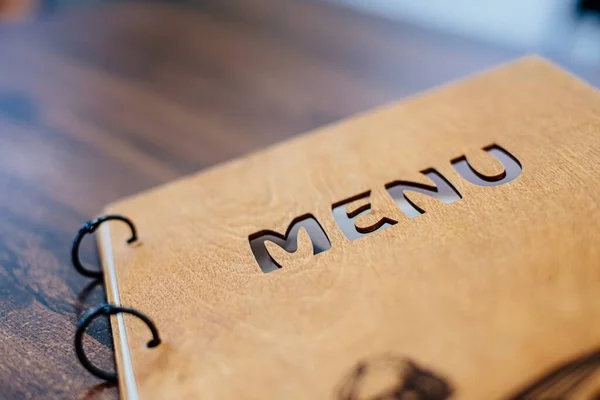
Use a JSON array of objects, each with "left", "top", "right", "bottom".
[{"left": 99, "top": 57, "right": 600, "bottom": 399}]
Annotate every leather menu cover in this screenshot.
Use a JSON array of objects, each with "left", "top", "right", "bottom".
[{"left": 98, "top": 57, "right": 600, "bottom": 400}]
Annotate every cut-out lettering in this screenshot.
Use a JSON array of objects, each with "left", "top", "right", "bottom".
[
  {"left": 249, "top": 214, "right": 331, "bottom": 273},
  {"left": 385, "top": 169, "right": 462, "bottom": 218},
  {"left": 451, "top": 144, "right": 522, "bottom": 186},
  {"left": 332, "top": 191, "right": 397, "bottom": 241},
  {"left": 248, "top": 143, "right": 522, "bottom": 272}
]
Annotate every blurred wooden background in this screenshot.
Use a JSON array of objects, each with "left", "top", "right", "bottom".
[{"left": 0, "top": 0, "right": 598, "bottom": 399}]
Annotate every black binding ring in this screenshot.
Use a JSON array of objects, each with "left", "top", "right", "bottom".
[
  {"left": 75, "top": 303, "right": 161, "bottom": 381},
  {"left": 72, "top": 215, "right": 138, "bottom": 278}
]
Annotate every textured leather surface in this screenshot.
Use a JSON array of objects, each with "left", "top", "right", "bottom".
[{"left": 99, "top": 57, "right": 600, "bottom": 399}]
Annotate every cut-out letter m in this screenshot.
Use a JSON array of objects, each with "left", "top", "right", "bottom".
[{"left": 249, "top": 214, "right": 331, "bottom": 273}]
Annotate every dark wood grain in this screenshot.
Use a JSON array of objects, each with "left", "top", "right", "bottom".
[{"left": 0, "top": 1, "right": 597, "bottom": 399}]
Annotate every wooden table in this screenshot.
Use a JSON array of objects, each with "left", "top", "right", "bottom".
[{"left": 0, "top": 1, "right": 596, "bottom": 398}]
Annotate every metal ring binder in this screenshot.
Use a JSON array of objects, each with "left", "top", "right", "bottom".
[
  {"left": 75, "top": 303, "right": 161, "bottom": 381},
  {"left": 72, "top": 215, "right": 138, "bottom": 278}
]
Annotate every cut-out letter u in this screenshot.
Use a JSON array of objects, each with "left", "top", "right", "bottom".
[{"left": 451, "top": 144, "right": 522, "bottom": 186}]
